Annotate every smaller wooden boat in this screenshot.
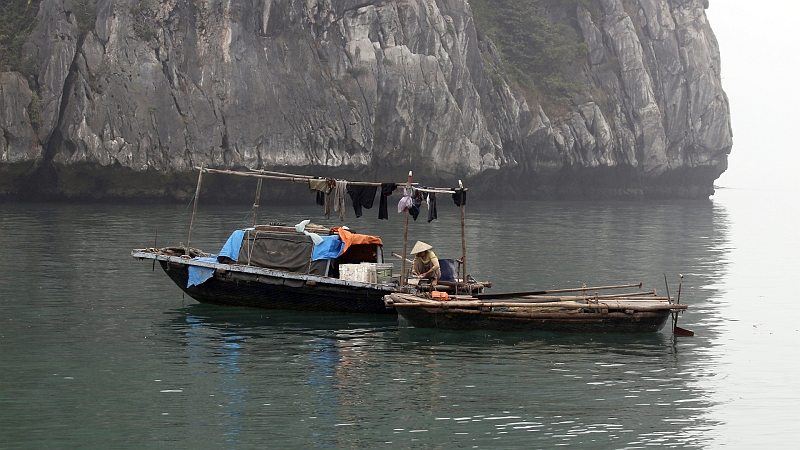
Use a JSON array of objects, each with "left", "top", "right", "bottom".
[{"left": 384, "top": 283, "right": 689, "bottom": 334}]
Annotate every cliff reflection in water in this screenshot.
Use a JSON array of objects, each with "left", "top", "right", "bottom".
[{"left": 0, "top": 198, "right": 729, "bottom": 448}]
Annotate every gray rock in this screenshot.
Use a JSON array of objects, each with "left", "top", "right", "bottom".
[
  {"left": 0, "top": 0, "right": 732, "bottom": 200},
  {"left": 0, "top": 72, "right": 39, "bottom": 164}
]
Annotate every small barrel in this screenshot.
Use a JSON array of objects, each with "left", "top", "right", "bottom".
[{"left": 376, "top": 263, "right": 393, "bottom": 284}]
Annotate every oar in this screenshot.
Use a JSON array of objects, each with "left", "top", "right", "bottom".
[
  {"left": 391, "top": 251, "right": 413, "bottom": 264},
  {"left": 473, "top": 283, "right": 643, "bottom": 300},
  {"left": 673, "top": 274, "right": 694, "bottom": 336}
]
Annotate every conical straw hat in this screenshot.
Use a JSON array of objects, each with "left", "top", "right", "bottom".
[{"left": 411, "top": 241, "right": 432, "bottom": 254}]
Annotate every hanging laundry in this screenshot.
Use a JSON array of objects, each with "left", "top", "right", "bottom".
[
  {"left": 346, "top": 185, "right": 378, "bottom": 218},
  {"left": 452, "top": 188, "right": 467, "bottom": 206},
  {"left": 397, "top": 187, "right": 414, "bottom": 213},
  {"left": 410, "top": 189, "right": 422, "bottom": 221},
  {"left": 333, "top": 180, "right": 348, "bottom": 221},
  {"left": 427, "top": 191, "right": 438, "bottom": 222},
  {"left": 378, "top": 183, "right": 397, "bottom": 220},
  {"left": 308, "top": 178, "right": 335, "bottom": 217},
  {"left": 295, "top": 219, "right": 323, "bottom": 245}
]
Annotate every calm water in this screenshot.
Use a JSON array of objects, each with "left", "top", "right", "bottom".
[{"left": 1, "top": 187, "right": 797, "bottom": 448}]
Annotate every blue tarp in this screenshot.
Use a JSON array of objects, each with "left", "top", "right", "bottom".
[
  {"left": 187, "top": 256, "right": 218, "bottom": 288},
  {"left": 219, "top": 229, "right": 247, "bottom": 261},
  {"left": 311, "top": 235, "right": 345, "bottom": 261}
]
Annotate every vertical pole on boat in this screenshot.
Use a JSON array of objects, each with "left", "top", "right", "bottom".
[
  {"left": 400, "top": 171, "right": 412, "bottom": 287},
  {"left": 252, "top": 177, "right": 263, "bottom": 227},
  {"left": 186, "top": 165, "right": 204, "bottom": 252},
  {"left": 460, "top": 182, "right": 466, "bottom": 294}
]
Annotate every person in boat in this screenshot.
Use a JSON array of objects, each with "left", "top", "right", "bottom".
[{"left": 411, "top": 241, "right": 441, "bottom": 287}]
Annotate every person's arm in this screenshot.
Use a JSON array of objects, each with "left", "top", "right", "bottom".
[{"left": 418, "top": 255, "right": 439, "bottom": 278}]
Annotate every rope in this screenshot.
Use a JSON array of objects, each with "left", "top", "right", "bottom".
[
  {"left": 165, "top": 191, "right": 197, "bottom": 247},
  {"left": 235, "top": 206, "right": 254, "bottom": 230}
]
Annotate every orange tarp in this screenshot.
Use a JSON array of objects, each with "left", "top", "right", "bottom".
[{"left": 331, "top": 226, "right": 383, "bottom": 254}]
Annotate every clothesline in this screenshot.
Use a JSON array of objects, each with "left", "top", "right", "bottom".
[
  {"left": 201, "top": 168, "right": 417, "bottom": 187},
  {"left": 199, "top": 167, "right": 467, "bottom": 191},
  {"left": 413, "top": 187, "right": 467, "bottom": 194}
]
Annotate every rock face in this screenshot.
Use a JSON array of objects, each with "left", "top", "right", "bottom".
[{"left": 0, "top": 0, "right": 731, "bottom": 201}]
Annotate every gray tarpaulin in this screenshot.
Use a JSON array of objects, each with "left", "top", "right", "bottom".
[{"left": 237, "top": 230, "right": 327, "bottom": 275}]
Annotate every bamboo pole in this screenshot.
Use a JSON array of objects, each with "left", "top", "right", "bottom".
[
  {"left": 249, "top": 169, "right": 315, "bottom": 179},
  {"left": 252, "top": 177, "right": 263, "bottom": 227},
  {"left": 198, "top": 167, "right": 416, "bottom": 187},
  {"left": 388, "top": 300, "right": 687, "bottom": 312},
  {"left": 460, "top": 184, "right": 466, "bottom": 293},
  {"left": 392, "top": 251, "right": 414, "bottom": 263},
  {"left": 448, "top": 293, "right": 668, "bottom": 303},
  {"left": 186, "top": 166, "right": 205, "bottom": 251},
  {"left": 474, "top": 283, "right": 643, "bottom": 300},
  {"left": 400, "top": 171, "right": 412, "bottom": 287}
]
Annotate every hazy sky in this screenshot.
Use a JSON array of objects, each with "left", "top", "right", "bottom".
[{"left": 706, "top": 1, "right": 800, "bottom": 191}]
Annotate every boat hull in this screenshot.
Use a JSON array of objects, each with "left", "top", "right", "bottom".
[
  {"left": 159, "top": 260, "right": 397, "bottom": 314},
  {"left": 395, "top": 305, "right": 671, "bottom": 333},
  {"left": 386, "top": 290, "right": 676, "bottom": 334}
]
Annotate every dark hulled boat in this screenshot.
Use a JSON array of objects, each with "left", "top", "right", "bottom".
[{"left": 133, "top": 168, "right": 484, "bottom": 314}]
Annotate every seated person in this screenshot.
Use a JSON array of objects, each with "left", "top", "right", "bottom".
[{"left": 411, "top": 241, "right": 441, "bottom": 287}]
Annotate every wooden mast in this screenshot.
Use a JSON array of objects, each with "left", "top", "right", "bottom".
[
  {"left": 460, "top": 181, "right": 466, "bottom": 292},
  {"left": 252, "top": 177, "right": 263, "bottom": 227},
  {"left": 186, "top": 166, "right": 204, "bottom": 252},
  {"left": 400, "top": 171, "right": 412, "bottom": 287}
]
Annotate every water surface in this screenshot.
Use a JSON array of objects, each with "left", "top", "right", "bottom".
[{"left": 1, "top": 187, "right": 795, "bottom": 448}]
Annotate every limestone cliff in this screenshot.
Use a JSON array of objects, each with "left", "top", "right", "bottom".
[{"left": 0, "top": 0, "right": 731, "bottom": 201}]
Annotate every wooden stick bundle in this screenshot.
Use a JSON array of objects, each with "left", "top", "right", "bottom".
[{"left": 388, "top": 300, "right": 687, "bottom": 312}]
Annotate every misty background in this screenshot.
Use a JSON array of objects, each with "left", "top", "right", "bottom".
[{"left": 708, "top": 1, "right": 800, "bottom": 191}]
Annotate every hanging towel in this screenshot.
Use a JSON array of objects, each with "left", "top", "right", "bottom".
[
  {"left": 346, "top": 185, "right": 378, "bottom": 218},
  {"left": 333, "top": 180, "right": 348, "bottom": 220},
  {"left": 378, "top": 183, "right": 397, "bottom": 220}
]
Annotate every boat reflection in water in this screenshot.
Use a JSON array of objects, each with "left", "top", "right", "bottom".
[{"left": 157, "top": 300, "right": 717, "bottom": 448}]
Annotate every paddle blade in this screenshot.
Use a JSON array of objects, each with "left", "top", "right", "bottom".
[{"left": 674, "top": 326, "right": 695, "bottom": 337}]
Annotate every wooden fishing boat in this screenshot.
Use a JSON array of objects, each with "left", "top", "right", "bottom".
[
  {"left": 132, "top": 168, "right": 487, "bottom": 314},
  {"left": 384, "top": 283, "right": 689, "bottom": 333}
]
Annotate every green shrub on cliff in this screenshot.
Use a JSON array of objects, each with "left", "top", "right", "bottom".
[
  {"left": 470, "top": 0, "right": 590, "bottom": 114},
  {"left": 0, "top": 0, "right": 40, "bottom": 74}
]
